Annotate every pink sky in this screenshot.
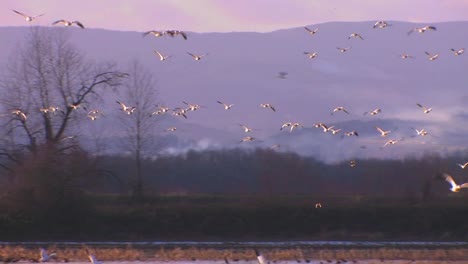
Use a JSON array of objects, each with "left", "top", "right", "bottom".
[{"left": 3, "top": 0, "right": 468, "bottom": 32}]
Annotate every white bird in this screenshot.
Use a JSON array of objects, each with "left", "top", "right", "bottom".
[
  {"left": 383, "top": 138, "right": 402, "bottom": 147},
  {"left": 408, "top": 25, "right": 436, "bottom": 35},
  {"left": 142, "top": 30, "right": 165, "bottom": 37},
  {"left": 318, "top": 123, "right": 334, "bottom": 133},
  {"left": 217, "top": 101, "right": 234, "bottom": 110},
  {"left": 39, "top": 248, "right": 56, "bottom": 262},
  {"left": 172, "top": 108, "right": 188, "bottom": 119},
  {"left": 363, "top": 108, "right": 381, "bottom": 116},
  {"left": 116, "top": 101, "right": 136, "bottom": 114},
  {"left": 417, "top": 103, "right": 432, "bottom": 114},
  {"left": 373, "top": 20, "right": 390, "bottom": 29},
  {"left": 330, "top": 128, "right": 342, "bottom": 135},
  {"left": 255, "top": 249, "right": 267, "bottom": 264},
  {"left": 304, "top": 51, "right": 318, "bottom": 59},
  {"left": 165, "top": 127, "right": 177, "bottom": 132},
  {"left": 240, "top": 136, "right": 255, "bottom": 142},
  {"left": 424, "top": 51, "right": 439, "bottom": 61},
  {"left": 400, "top": 54, "right": 414, "bottom": 59},
  {"left": 348, "top": 33, "right": 364, "bottom": 40},
  {"left": 331, "top": 106, "right": 349, "bottom": 115},
  {"left": 239, "top": 124, "right": 253, "bottom": 133},
  {"left": 183, "top": 101, "right": 202, "bottom": 111},
  {"left": 304, "top": 27, "right": 319, "bottom": 35},
  {"left": 290, "top": 122, "right": 303, "bottom": 133},
  {"left": 187, "top": 52, "right": 207, "bottom": 61},
  {"left": 441, "top": 173, "right": 468, "bottom": 192},
  {"left": 260, "top": 103, "right": 276, "bottom": 112},
  {"left": 413, "top": 128, "right": 428, "bottom": 136},
  {"left": 280, "top": 122, "right": 292, "bottom": 131},
  {"left": 52, "top": 19, "right": 85, "bottom": 29},
  {"left": 12, "top": 10, "right": 44, "bottom": 22},
  {"left": 451, "top": 48, "right": 465, "bottom": 56},
  {"left": 375, "top": 126, "right": 391, "bottom": 137},
  {"left": 154, "top": 50, "right": 171, "bottom": 61},
  {"left": 457, "top": 162, "right": 468, "bottom": 169},
  {"left": 337, "top": 47, "right": 351, "bottom": 53}
]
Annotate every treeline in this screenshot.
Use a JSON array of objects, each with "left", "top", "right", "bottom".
[{"left": 99, "top": 148, "right": 467, "bottom": 198}]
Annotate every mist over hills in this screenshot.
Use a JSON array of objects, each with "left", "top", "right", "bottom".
[{"left": 1, "top": 21, "right": 467, "bottom": 162}]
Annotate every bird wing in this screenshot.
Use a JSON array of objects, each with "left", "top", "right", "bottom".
[
  {"left": 187, "top": 52, "right": 196, "bottom": 58},
  {"left": 217, "top": 101, "right": 224, "bottom": 105},
  {"left": 428, "top": 26, "right": 437, "bottom": 31},
  {"left": 179, "top": 31, "right": 188, "bottom": 40},
  {"left": 416, "top": 103, "right": 424, "bottom": 109},
  {"left": 12, "top": 10, "right": 28, "bottom": 18},
  {"left": 359, "top": 35, "right": 364, "bottom": 40},
  {"left": 424, "top": 51, "right": 431, "bottom": 56},
  {"left": 443, "top": 174, "right": 458, "bottom": 188},
  {"left": 407, "top": 28, "right": 415, "bottom": 35},
  {"left": 343, "top": 109, "right": 350, "bottom": 114},
  {"left": 460, "top": 183, "right": 468, "bottom": 189},
  {"left": 34, "top": 13, "right": 45, "bottom": 18},
  {"left": 72, "top": 21, "right": 85, "bottom": 28},
  {"left": 304, "top": 27, "right": 312, "bottom": 32},
  {"left": 270, "top": 106, "right": 276, "bottom": 112},
  {"left": 52, "top": 19, "right": 66, "bottom": 25},
  {"left": 154, "top": 50, "right": 164, "bottom": 60}
]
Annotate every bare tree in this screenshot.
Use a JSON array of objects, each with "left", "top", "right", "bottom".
[
  {"left": 0, "top": 27, "right": 127, "bottom": 210},
  {"left": 117, "top": 60, "right": 160, "bottom": 199}
]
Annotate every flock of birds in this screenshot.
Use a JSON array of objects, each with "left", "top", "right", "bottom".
[{"left": 8, "top": 10, "right": 468, "bottom": 193}]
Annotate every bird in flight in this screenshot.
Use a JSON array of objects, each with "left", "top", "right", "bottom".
[
  {"left": 363, "top": 108, "right": 382, "bottom": 116},
  {"left": 375, "top": 126, "right": 391, "bottom": 137},
  {"left": 255, "top": 249, "right": 267, "bottom": 264},
  {"left": 260, "top": 103, "right": 276, "bottom": 112},
  {"left": 116, "top": 101, "right": 136, "bottom": 114},
  {"left": 413, "top": 128, "right": 428, "bottom": 136},
  {"left": 337, "top": 47, "right": 351, "bottom": 53},
  {"left": 450, "top": 48, "right": 465, "bottom": 56},
  {"left": 416, "top": 103, "right": 432, "bottom": 114},
  {"left": 39, "top": 248, "right": 56, "bottom": 262},
  {"left": 12, "top": 10, "right": 45, "bottom": 22},
  {"left": 154, "top": 50, "right": 171, "bottom": 61},
  {"left": 217, "top": 101, "right": 234, "bottom": 110},
  {"left": 304, "top": 51, "right": 318, "bottom": 59},
  {"left": 331, "top": 106, "right": 349, "bottom": 115},
  {"left": 400, "top": 54, "right": 414, "bottom": 59},
  {"left": 383, "top": 138, "right": 402, "bottom": 147},
  {"left": 239, "top": 124, "right": 253, "bottom": 133},
  {"left": 457, "top": 162, "right": 468, "bottom": 169},
  {"left": 165, "top": 30, "right": 188, "bottom": 40},
  {"left": 11, "top": 109, "right": 27, "bottom": 121},
  {"left": 240, "top": 136, "right": 255, "bottom": 142},
  {"left": 187, "top": 52, "right": 207, "bottom": 61},
  {"left": 52, "top": 19, "right": 85, "bottom": 29},
  {"left": 424, "top": 51, "right": 439, "bottom": 61},
  {"left": 344, "top": 131, "right": 359, "bottom": 137},
  {"left": 348, "top": 33, "right": 364, "bottom": 40},
  {"left": 408, "top": 25, "right": 436, "bottom": 35},
  {"left": 304, "top": 27, "right": 319, "bottom": 35},
  {"left": 373, "top": 20, "right": 390, "bottom": 29},
  {"left": 441, "top": 173, "right": 468, "bottom": 192},
  {"left": 289, "top": 122, "right": 304, "bottom": 133},
  {"left": 142, "top": 30, "right": 165, "bottom": 37}
]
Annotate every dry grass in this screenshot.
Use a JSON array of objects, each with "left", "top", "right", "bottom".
[{"left": 0, "top": 246, "right": 467, "bottom": 262}]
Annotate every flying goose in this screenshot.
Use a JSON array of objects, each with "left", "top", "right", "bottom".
[
  {"left": 383, "top": 138, "right": 402, "bottom": 147},
  {"left": 240, "top": 136, "right": 255, "bottom": 142},
  {"left": 165, "top": 30, "right": 188, "bottom": 40},
  {"left": 290, "top": 122, "right": 304, "bottom": 132},
  {"left": 451, "top": 48, "right": 465, "bottom": 56},
  {"left": 416, "top": 103, "right": 432, "bottom": 114},
  {"left": 260, "top": 103, "right": 276, "bottom": 112},
  {"left": 151, "top": 105, "right": 170, "bottom": 115},
  {"left": 331, "top": 106, "right": 349, "bottom": 115},
  {"left": 11, "top": 109, "right": 27, "bottom": 121},
  {"left": 400, "top": 54, "right": 414, "bottom": 59},
  {"left": 239, "top": 124, "right": 253, "bottom": 133},
  {"left": 39, "top": 248, "right": 56, "bottom": 262},
  {"left": 69, "top": 103, "right": 81, "bottom": 110},
  {"left": 375, "top": 126, "right": 391, "bottom": 137},
  {"left": 172, "top": 108, "right": 188, "bottom": 119},
  {"left": 304, "top": 27, "right": 319, "bottom": 35},
  {"left": 52, "top": 19, "right": 85, "bottom": 29},
  {"left": 413, "top": 128, "right": 428, "bottom": 136},
  {"left": 304, "top": 51, "right": 318, "bottom": 59},
  {"left": 116, "top": 101, "right": 136, "bottom": 114},
  {"left": 183, "top": 101, "right": 203, "bottom": 111},
  {"left": 329, "top": 128, "right": 342, "bottom": 135},
  {"left": 349, "top": 160, "right": 357, "bottom": 167},
  {"left": 373, "top": 20, "right": 390, "bottom": 29},
  {"left": 457, "top": 162, "right": 468, "bottom": 169},
  {"left": 348, "top": 33, "right": 364, "bottom": 40},
  {"left": 441, "top": 173, "right": 468, "bottom": 192},
  {"left": 364, "top": 108, "right": 382, "bottom": 116},
  {"left": 165, "top": 127, "right": 177, "bottom": 132},
  {"left": 142, "top": 30, "right": 165, "bottom": 37},
  {"left": 344, "top": 131, "right": 359, "bottom": 137},
  {"left": 424, "top": 51, "right": 439, "bottom": 61},
  {"left": 337, "top": 47, "right": 351, "bottom": 53},
  {"left": 154, "top": 50, "right": 171, "bottom": 61},
  {"left": 217, "top": 101, "right": 234, "bottom": 110},
  {"left": 407, "top": 25, "right": 436, "bottom": 35},
  {"left": 319, "top": 123, "right": 334, "bottom": 133},
  {"left": 187, "top": 52, "right": 207, "bottom": 61},
  {"left": 280, "top": 122, "right": 292, "bottom": 131},
  {"left": 12, "top": 10, "right": 44, "bottom": 22}
]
